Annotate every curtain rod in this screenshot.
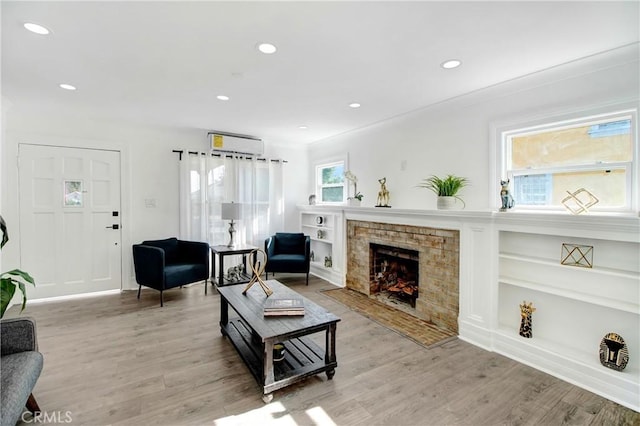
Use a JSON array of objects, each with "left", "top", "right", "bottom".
[{"left": 172, "top": 150, "right": 287, "bottom": 163}]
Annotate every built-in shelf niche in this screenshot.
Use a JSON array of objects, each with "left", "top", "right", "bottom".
[{"left": 497, "top": 230, "right": 639, "bottom": 407}]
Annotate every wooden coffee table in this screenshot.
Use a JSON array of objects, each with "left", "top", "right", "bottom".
[{"left": 217, "top": 280, "right": 340, "bottom": 403}]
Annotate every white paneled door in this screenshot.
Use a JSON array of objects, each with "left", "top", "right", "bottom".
[{"left": 18, "top": 144, "right": 122, "bottom": 299}]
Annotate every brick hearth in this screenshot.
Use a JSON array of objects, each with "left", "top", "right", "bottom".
[{"left": 345, "top": 220, "right": 460, "bottom": 333}]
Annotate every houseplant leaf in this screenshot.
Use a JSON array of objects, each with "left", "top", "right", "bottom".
[
  {"left": 0, "top": 215, "right": 36, "bottom": 318},
  {"left": 0, "top": 279, "right": 17, "bottom": 318}
]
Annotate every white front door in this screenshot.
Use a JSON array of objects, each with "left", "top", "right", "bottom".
[{"left": 18, "top": 144, "right": 122, "bottom": 299}]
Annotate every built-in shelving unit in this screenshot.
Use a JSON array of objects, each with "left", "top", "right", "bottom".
[
  {"left": 299, "top": 206, "right": 344, "bottom": 285},
  {"left": 496, "top": 229, "right": 639, "bottom": 410}
]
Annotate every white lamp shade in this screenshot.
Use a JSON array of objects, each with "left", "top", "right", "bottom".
[{"left": 221, "top": 203, "right": 242, "bottom": 220}]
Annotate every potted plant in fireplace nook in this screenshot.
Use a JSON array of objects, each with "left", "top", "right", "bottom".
[
  {"left": 344, "top": 170, "right": 363, "bottom": 206},
  {"left": 418, "top": 174, "right": 469, "bottom": 210}
]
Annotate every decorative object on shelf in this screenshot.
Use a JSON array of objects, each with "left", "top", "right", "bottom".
[
  {"left": 242, "top": 248, "right": 272, "bottom": 297},
  {"left": 344, "top": 170, "right": 360, "bottom": 202},
  {"left": 499, "top": 179, "right": 515, "bottom": 211},
  {"left": 376, "top": 177, "right": 391, "bottom": 207},
  {"left": 221, "top": 202, "right": 242, "bottom": 248},
  {"left": 519, "top": 301, "right": 536, "bottom": 338},
  {"left": 417, "top": 174, "right": 468, "bottom": 210},
  {"left": 561, "top": 188, "right": 599, "bottom": 214},
  {"left": 310, "top": 250, "right": 314, "bottom": 261},
  {"left": 317, "top": 229, "right": 325, "bottom": 239},
  {"left": 273, "top": 343, "right": 286, "bottom": 361},
  {"left": 561, "top": 243, "right": 593, "bottom": 268},
  {"left": 308, "top": 194, "right": 316, "bottom": 205},
  {"left": 324, "top": 256, "right": 332, "bottom": 268},
  {"left": 315, "top": 216, "right": 324, "bottom": 226},
  {"left": 599, "top": 332, "right": 629, "bottom": 371},
  {"left": 226, "top": 263, "right": 244, "bottom": 282}
]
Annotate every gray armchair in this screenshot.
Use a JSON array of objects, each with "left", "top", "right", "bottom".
[
  {"left": 1, "top": 317, "right": 43, "bottom": 426},
  {"left": 264, "top": 233, "right": 311, "bottom": 285},
  {"left": 132, "top": 237, "right": 210, "bottom": 306}
]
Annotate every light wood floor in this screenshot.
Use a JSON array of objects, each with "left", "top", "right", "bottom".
[{"left": 12, "top": 275, "right": 639, "bottom": 426}]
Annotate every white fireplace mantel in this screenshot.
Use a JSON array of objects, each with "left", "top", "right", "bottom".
[{"left": 298, "top": 204, "right": 640, "bottom": 411}]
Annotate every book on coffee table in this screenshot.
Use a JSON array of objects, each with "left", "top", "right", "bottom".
[
  {"left": 264, "top": 297, "right": 305, "bottom": 316},
  {"left": 264, "top": 309, "right": 305, "bottom": 316}
]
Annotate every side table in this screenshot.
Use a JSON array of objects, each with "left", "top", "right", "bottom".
[{"left": 208, "top": 244, "right": 258, "bottom": 293}]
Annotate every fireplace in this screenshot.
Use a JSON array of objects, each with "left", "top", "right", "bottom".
[
  {"left": 346, "top": 220, "right": 460, "bottom": 333},
  {"left": 370, "top": 243, "right": 419, "bottom": 308}
]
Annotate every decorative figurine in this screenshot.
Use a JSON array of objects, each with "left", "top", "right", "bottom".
[
  {"left": 500, "top": 179, "right": 515, "bottom": 211},
  {"left": 308, "top": 194, "right": 316, "bottom": 205},
  {"left": 310, "top": 250, "right": 315, "bottom": 261},
  {"left": 324, "top": 256, "right": 332, "bottom": 268},
  {"left": 226, "top": 263, "right": 243, "bottom": 282},
  {"left": 376, "top": 177, "right": 391, "bottom": 207},
  {"left": 519, "top": 301, "right": 536, "bottom": 338},
  {"left": 599, "top": 332, "right": 629, "bottom": 371}
]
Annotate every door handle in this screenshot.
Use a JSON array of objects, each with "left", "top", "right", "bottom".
[{"left": 106, "top": 224, "right": 120, "bottom": 230}]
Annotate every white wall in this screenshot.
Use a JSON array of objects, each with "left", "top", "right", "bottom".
[
  {"left": 307, "top": 45, "right": 639, "bottom": 211},
  {"left": 1, "top": 112, "right": 308, "bottom": 289}
]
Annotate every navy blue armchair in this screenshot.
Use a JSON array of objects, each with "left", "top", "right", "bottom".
[
  {"left": 264, "top": 233, "right": 311, "bottom": 285},
  {"left": 133, "top": 238, "right": 209, "bottom": 306}
]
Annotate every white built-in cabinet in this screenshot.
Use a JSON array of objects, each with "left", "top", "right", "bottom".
[
  {"left": 298, "top": 206, "right": 344, "bottom": 285},
  {"left": 493, "top": 216, "right": 639, "bottom": 411}
]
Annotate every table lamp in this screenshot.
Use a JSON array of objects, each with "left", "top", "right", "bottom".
[{"left": 221, "top": 202, "right": 242, "bottom": 248}]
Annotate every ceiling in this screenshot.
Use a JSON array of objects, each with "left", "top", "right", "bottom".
[{"left": 2, "top": 1, "right": 639, "bottom": 146}]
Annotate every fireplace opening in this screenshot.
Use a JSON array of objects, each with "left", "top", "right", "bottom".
[{"left": 369, "top": 243, "right": 419, "bottom": 308}]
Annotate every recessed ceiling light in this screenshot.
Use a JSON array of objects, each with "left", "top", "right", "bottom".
[
  {"left": 349, "top": 103, "right": 361, "bottom": 108},
  {"left": 298, "top": 126, "right": 308, "bottom": 130},
  {"left": 441, "top": 59, "right": 462, "bottom": 69},
  {"left": 257, "top": 43, "right": 277, "bottom": 54},
  {"left": 59, "top": 83, "right": 76, "bottom": 91},
  {"left": 24, "top": 22, "right": 50, "bottom": 35},
  {"left": 217, "top": 95, "right": 230, "bottom": 101}
]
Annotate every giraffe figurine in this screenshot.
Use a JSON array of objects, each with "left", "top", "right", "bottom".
[{"left": 519, "top": 301, "right": 536, "bottom": 338}]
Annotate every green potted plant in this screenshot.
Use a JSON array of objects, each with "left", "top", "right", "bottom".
[
  {"left": 0, "top": 215, "right": 35, "bottom": 318},
  {"left": 418, "top": 174, "right": 469, "bottom": 209}
]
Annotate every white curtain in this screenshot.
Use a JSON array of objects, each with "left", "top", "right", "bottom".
[{"left": 179, "top": 153, "right": 285, "bottom": 247}]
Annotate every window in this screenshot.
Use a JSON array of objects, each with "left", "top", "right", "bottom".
[
  {"left": 316, "top": 161, "right": 345, "bottom": 203},
  {"left": 500, "top": 109, "right": 637, "bottom": 212}
]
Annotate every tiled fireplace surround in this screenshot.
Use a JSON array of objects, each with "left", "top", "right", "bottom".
[{"left": 345, "top": 220, "right": 459, "bottom": 333}]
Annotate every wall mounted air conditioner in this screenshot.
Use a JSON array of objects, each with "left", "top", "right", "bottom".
[{"left": 208, "top": 132, "right": 264, "bottom": 156}]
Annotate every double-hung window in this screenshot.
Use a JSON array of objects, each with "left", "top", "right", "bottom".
[
  {"left": 316, "top": 161, "right": 345, "bottom": 204},
  {"left": 500, "top": 109, "right": 637, "bottom": 212}
]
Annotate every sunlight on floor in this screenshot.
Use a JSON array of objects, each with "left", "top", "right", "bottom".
[
  {"left": 214, "top": 402, "right": 294, "bottom": 426},
  {"left": 214, "top": 402, "right": 337, "bottom": 426},
  {"left": 306, "top": 406, "right": 337, "bottom": 425}
]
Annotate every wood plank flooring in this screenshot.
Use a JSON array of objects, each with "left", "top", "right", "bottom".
[{"left": 9, "top": 275, "right": 639, "bottom": 426}]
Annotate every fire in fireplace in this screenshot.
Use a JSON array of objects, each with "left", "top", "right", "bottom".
[{"left": 369, "top": 243, "right": 419, "bottom": 308}]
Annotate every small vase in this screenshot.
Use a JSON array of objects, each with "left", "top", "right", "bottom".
[
  {"left": 348, "top": 199, "right": 361, "bottom": 207},
  {"left": 437, "top": 196, "right": 458, "bottom": 210}
]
